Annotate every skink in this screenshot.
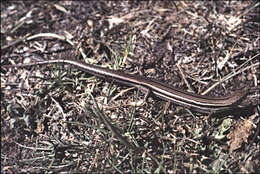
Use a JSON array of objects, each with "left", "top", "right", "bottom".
[{"left": 3, "top": 59, "right": 249, "bottom": 114}]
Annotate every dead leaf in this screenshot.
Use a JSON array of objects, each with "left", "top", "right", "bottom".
[
  {"left": 227, "top": 114, "right": 256, "bottom": 152},
  {"left": 35, "top": 120, "right": 45, "bottom": 134}
]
